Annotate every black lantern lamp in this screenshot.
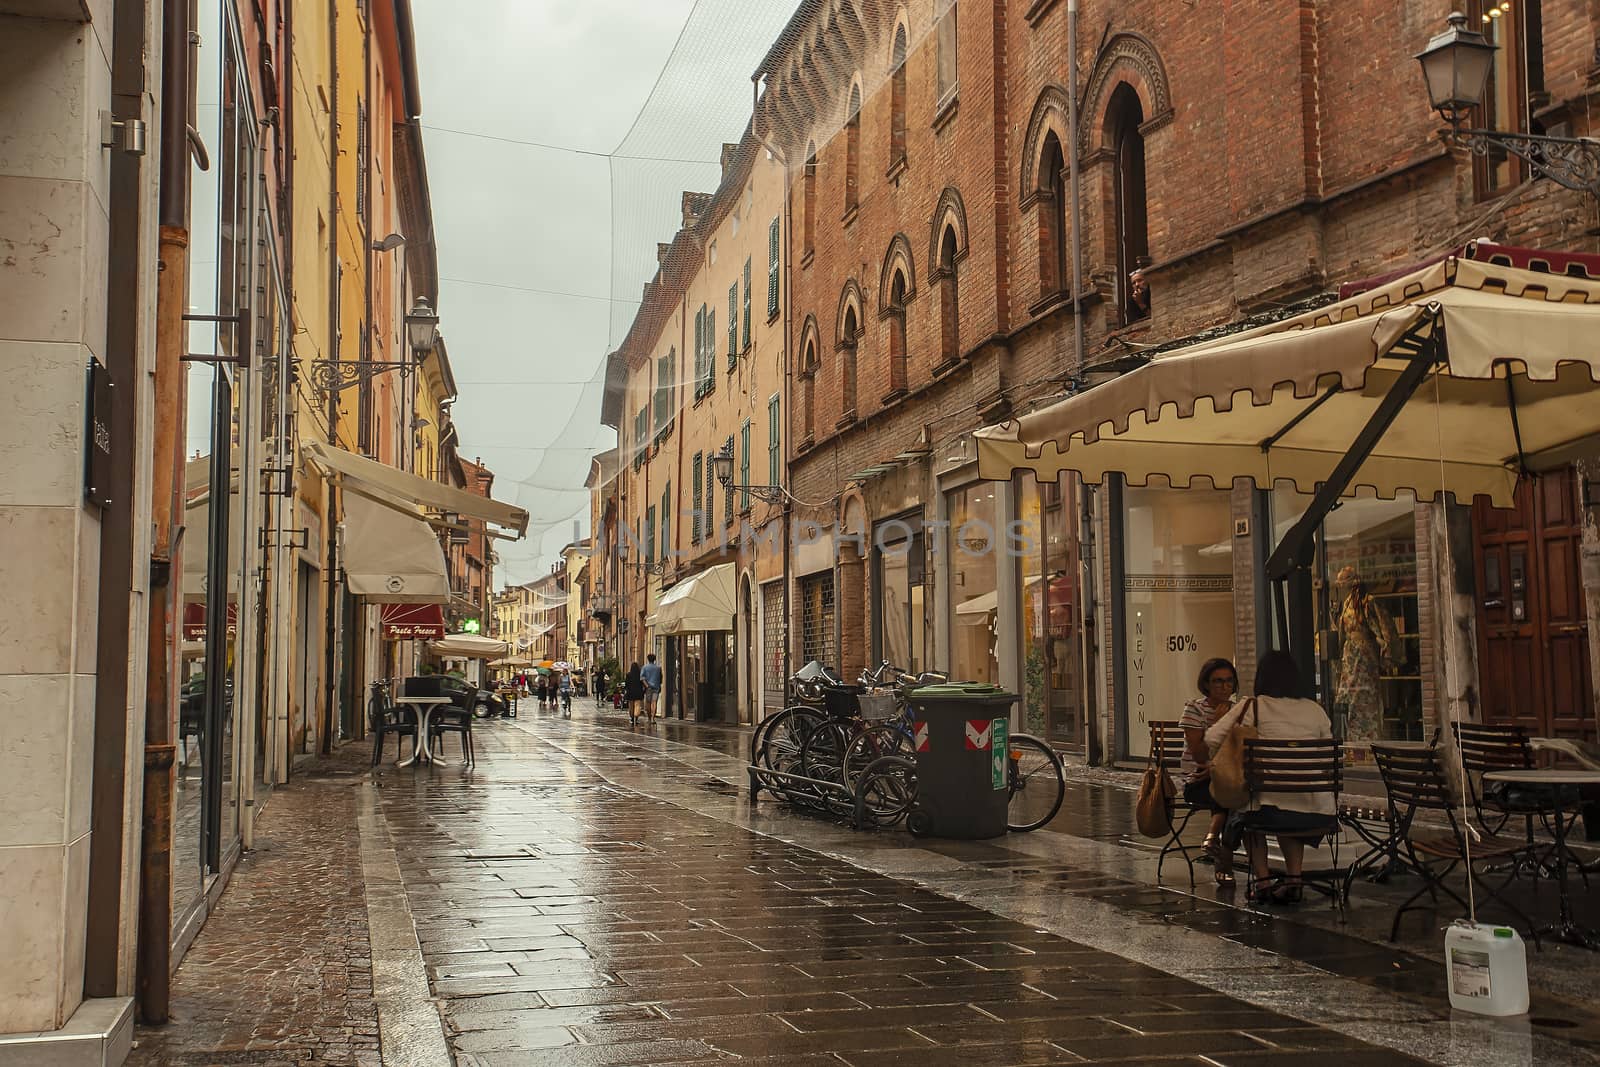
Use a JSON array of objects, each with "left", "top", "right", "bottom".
[
  {"left": 1417, "top": 12, "right": 1600, "bottom": 196},
  {"left": 713, "top": 442, "right": 792, "bottom": 505}
]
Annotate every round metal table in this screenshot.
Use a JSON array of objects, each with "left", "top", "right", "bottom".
[
  {"left": 395, "top": 696, "right": 455, "bottom": 767},
  {"left": 1484, "top": 768, "right": 1600, "bottom": 949}
]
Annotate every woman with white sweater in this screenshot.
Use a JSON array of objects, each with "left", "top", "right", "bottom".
[{"left": 1205, "top": 650, "right": 1336, "bottom": 905}]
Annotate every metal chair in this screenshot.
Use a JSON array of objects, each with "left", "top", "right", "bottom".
[
  {"left": 1241, "top": 738, "right": 1346, "bottom": 909},
  {"left": 1148, "top": 721, "right": 1199, "bottom": 886},
  {"left": 368, "top": 682, "right": 417, "bottom": 765},
  {"left": 1372, "top": 742, "right": 1538, "bottom": 944},
  {"left": 429, "top": 704, "right": 475, "bottom": 766}
]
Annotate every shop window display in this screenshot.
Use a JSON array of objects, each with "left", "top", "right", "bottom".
[
  {"left": 1272, "top": 489, "right": 1423, "bottom": 743},
  {"left": 873, "top": 517, "right": 926, "bottom": 674},
  {"left": 1016, "top": 474, "right": 1082, "bottom": 745},
  {"left": 1122, "top": 487, "right": 1236, "bottom": 759},
  {"left": 948, "top": 484, "right": 1000, "bottom": 684}
]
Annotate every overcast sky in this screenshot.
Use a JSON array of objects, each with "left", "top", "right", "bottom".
[{"left": 412, "top": 0, "right": 802, "bottom": 592}]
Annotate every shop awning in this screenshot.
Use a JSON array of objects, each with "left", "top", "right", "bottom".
[
  {"left": 304, "top": 439, "right": 529, "bottom": 538},
  {"left": 975, "top": 256, "right": 1600, "bottom": 509},
  {"left": 489, "top": 655, "right": 534, "bottom": 668},
  {"left": 380, "top": 603, "right": 446, "bottom": 639},
  {"left": 342, "top": 491, "right": 449, "bottom": 605},
  {"left": 645, "top": 562, "right": 736, "bottom": 635},
  {"left": 429, "top": 633, "right": 510, "bottom": 659}
]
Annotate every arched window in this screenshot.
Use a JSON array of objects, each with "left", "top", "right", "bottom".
[
  {"left": 1108, "top": 84, "right": 1149, "bottom": 323},
  {"left": 801, "top": 335, "right": 817, "bottom": 441},
  {"left": 845, "top": 85, "right": 862, "bottom": 214},
  {"left": 838, "top": 304, "right": 859, "bottom": 419},
  {"left": 890, "top": 27, "right": 908, "bottom": 166},
  {"left": 802, "top": 141, "right": 817, "bottom": 258},
  {"left": 886, "top": 270, "right": 908, "bottom": 397},
  {"left": 1038, "top": 132, "right": 1066, "bottom": 298},
  {"left": 937, "top": 226, "right": 959, "bottom": 368}
]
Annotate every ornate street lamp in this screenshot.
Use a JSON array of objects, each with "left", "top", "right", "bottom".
[
  {"left": 310, "top": 296, "right": 441, "bottom": 393},
  {"left": 712, "top": 442, "right": 792, "bottom": 505},
  {"left": 1417, "top": 12, "right": 1600, "bottom": 196}
]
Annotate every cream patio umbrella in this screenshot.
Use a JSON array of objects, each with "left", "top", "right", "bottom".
[{"left": 975, "top": 252, "right": 1600, "bottom": 665}]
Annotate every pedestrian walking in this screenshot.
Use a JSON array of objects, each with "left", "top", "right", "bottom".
[
  {"left": 624, "top": 663, "right": 645, "bottom": 726},
  {"left": 640, "top": 653, "right": 663, "bottom": 725},
  {"left": 559, "top": 669, "right": 574, "bottom": 718},
  {"left": 535, "top": 672, "right": 548, "bottom": 708},
  {"left": 594, "top": 668, "right": 608, "bottom": 706}
]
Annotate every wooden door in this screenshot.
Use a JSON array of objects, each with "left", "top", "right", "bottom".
[{"left": 1472, "top": 468, "right": 1595, "bottom": 739}]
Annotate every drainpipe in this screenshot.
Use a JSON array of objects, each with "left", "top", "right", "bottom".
[
  {"left": 322, "top": 0, "right": 340, "bottom": 757},
  {"left": 137, "top": 0, "right": 193, "bottom": 1024},
  {"left": 1067, "top": 0, "right": 1085, "bottom": 379}
]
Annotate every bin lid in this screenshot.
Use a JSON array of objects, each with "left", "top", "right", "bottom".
[{"left": 908, "top": 683, "right": 1019, "bottom": 702}]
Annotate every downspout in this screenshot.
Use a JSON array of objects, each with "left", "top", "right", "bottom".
[
  {"left": 137, "top": 0, "right": 193, "bottom": 1024},
  {"left": 1066, "top": 0, "right": 1103, "bottom": 764},
  {"left": 322, "top": 0, "right": 340, "bottom": 757}
]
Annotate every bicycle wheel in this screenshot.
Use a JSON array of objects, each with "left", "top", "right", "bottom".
[
  {"left": 1006, "top": 733, "right": 1065, "bottom": 832},
  {"left": 799, "top": 719, "right": 854, "bottom": 784},
  {"left": 842, "top": 723, "right": 914, "bottom": 789},
  {"left": 854, "top": 755, "right": 917, "bottom": 827},
  {"left": 756, "top": 707, "right": 824, "bottom": 774}
]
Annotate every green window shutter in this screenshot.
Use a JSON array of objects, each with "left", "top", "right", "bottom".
[
  {"left": 740, "top": 419, "right": 751, "bottom": 511},
  {"left": 646, "top": 506, "right": 656, "bottom": 563},
  {"left": 742, "top": 258, "right": 752, "bottom": 349},
  {"left": 768, "top": 395, "right": 780, "bottom": 485},
  {"left": 723, "top": 435, "right": 735, "bottom": 526},
  {"left": 727, "top": 283, "right": 738, "bottom": 367},
  {"left": 661, "top": 484, "right": 671, "bottom": 562},
  {"left": 707, "top": 452, "right": 718, "bottom": 533},
  {"left": 705, "top": 308, "right": 715, "bottom": 391},
  {"left": 691, "top": 452, "right": 702, "bottom": 543},
  {"left": 767, "top": 218, "right": 780, "bottom": 317}
]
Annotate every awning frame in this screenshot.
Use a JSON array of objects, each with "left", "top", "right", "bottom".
[{"left": 1261, "top": 311, "right": 1445, "bottom": 677}]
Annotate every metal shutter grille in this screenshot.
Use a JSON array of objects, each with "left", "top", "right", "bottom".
[
  {"left": 800, "top": 572, "right": 836, "bottom": 669},
  {"left": 762, "top": 581, "right": 785, "bottom": 709}
]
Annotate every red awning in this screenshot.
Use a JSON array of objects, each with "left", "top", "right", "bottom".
[
  {"left": 182, "top": 602, "right": 237, "bottom": 641},
  {"left": 381, "top": 603, "right": 446, "bottom": 640}
]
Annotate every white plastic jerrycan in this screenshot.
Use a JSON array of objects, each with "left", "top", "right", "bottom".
[{"left": 1445, "top": 921, "right": 1529, "bottom": 1017}]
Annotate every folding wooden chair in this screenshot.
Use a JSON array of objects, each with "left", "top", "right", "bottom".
[{"left": 1372, "top": 742, "right": 1539, "bottom": 944}]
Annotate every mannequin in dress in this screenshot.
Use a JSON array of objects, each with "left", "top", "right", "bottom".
[{"left": 1332, "top": 565, "right": 1398, "bottom": 741}]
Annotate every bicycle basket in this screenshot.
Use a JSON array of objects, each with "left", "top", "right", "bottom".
[
  {"left": 858, "top": 692, "right": 899, "bottom": 722},
  {"left": 821, "top": 686, "right": 863, "bottom": 718}
]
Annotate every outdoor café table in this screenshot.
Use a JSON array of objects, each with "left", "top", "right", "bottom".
[
  {"left": 395, "top": 696, "right": 454, "bottom": 768},
  {"left": 1483, "top": 768, "right": 1600, "bottom": 949}
]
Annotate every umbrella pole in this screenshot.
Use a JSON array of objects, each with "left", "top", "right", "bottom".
[{"left": 1264, "top": 320, "right": 1444, "bottom": 689}]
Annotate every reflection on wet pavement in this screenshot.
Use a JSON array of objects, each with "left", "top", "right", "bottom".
[{"left": 419, "top": 705, "right": 1600, "bottom": 1066}]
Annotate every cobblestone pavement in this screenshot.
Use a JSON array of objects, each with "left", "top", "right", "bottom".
[
  {"left": 374, "top": 716, "right": 1444, "bottom": 1066},
  {"left": 128, "top": 744, "right": 381, "bottom": 1067}
]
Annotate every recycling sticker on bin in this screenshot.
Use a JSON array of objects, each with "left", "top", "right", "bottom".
[
  {"left": 914, "top": 721, "right": 930, "bottom": 752},
  {"left": 991, "top": 718, "right": 1009, "bottom": 790}
]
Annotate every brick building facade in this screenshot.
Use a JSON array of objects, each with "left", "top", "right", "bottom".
[{"left": 739, "top": 0, "right": 1600, "bottom": 761}]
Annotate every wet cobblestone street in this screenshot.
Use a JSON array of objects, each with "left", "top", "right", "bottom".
[
  {"left": 377, "top": 714, "right": 1429, "bottom": 1065},
  {"left": 126, "top": 705, "right": 1600, "bottom": 1065}
]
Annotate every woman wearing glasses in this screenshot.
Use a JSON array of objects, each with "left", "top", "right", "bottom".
[{"left": 1181, "top": 657, "right": 1239, "bottom": 885}]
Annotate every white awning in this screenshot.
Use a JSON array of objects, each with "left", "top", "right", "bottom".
[
  {"left": 430, "top": 633, "right": 510, "bottom": 659},
  {"left": 303, "top": 439, "right": 529, "bottom": 538},
  {"left": 341, "top": 491, "right": 449, "bottom": 604},
  {"left": 975, "top": 257, "right": 1600, "bottom": 509},
  {"left": 646, "top": 563, "right": 737, "bottom": 635}
]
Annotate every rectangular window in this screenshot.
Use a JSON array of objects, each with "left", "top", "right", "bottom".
[
  {"left": 936, "top": 2, "right": 958, "bottom": 104},
  {"left": 742, "top": 258, "right": 752, "bottom": 350},
  {"left": 767, "top": 394, "right": 781, "bottom": 487},
  {"left": 693, "top": 307, "right": 705, "bottom": 393},
  {"left": 661, "top": 484, "right": 671, "bottom": 563},
  {"left": 739, "top": 419, "right": 751, "bottom": 511},
  {"left": 645, "top": 505, "right": 656, "bottom": 563},
  {"left": 653, "top": 352, "right": 674, "bottom": 431},
  {"left": 691, "top": 452, "right": 703, "bottom": 543},
  {"left": 723, "top": 434, "right": 735, "bottom": 526},
  {"left": 728, "top": 283, "right": 738, "bottom": 365},
  {"left": 704, "top": 308, "right": 716, "bottom": 393},
  {"left": 767, "top": 218, "right": 781, "bottom": 317},
  {"left": 706, "top": 453, "right": 717, "bottom": 535},
  {"left": 947, "top": 484, "right": 998, "bottom": 685},
  {"left": 355, "top": 99, "right": 368, "bottom": 218},
  {"left": 873, "top": 517, "right": 925, "bottom": 674}
]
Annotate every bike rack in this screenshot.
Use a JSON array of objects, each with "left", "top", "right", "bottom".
[{"left": 746, "top": 762, "right": 916, "bottom": 831}]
